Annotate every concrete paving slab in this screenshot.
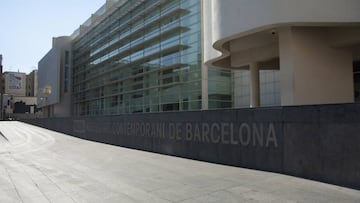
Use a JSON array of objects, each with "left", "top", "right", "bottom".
[{"left": 0, "top": 121, "right": 359, "bottom": 203}]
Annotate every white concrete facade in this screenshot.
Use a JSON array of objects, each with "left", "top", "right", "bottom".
[
  {"left": 203, "top": 0, "right": 360, "bottom": 106},
  {"left": 38, "top": 37, "right": 72, "bottom": 117}
]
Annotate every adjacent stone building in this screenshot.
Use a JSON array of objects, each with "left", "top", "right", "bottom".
[
  {"left": 2, "top": 71, "right": 38, "bottom": 117},
  {"left": 26, "top": 70, "right": 38, "bottom": 97}
]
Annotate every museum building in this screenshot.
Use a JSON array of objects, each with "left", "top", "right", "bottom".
[
  {"left": 39, "top": 0, "right": 233, "bottom": 117},
  {"left": 38, "top": 0, "right": 360, "bottom": 117}
]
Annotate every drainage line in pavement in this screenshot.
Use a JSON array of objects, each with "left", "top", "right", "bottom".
[{"left": 0, "top": 131, "right": 9, "bottom": 141}]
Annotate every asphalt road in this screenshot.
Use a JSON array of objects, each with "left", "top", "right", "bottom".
[{"left": 0, "top": 121, "right": 359, "bottom": 203}]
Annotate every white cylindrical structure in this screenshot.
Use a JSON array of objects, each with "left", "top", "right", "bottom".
[{"left": 203, "top": 0, "right": 360, "bottom": 106}]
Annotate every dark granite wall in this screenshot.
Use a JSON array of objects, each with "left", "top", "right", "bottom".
[{"left": 22, "top": 103, "right": 360, "bottom": 189}]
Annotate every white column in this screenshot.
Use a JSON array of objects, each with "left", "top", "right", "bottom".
[
  {"left": 279, "top": 27, "right": 354, "bottom": 106},
  {"left": 249, "top": 62, "right": 260, "bottom": 108}
]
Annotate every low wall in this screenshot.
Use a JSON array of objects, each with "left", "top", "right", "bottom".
[{"left": 22, "top": 103, "right": 360, "bottom": 189}]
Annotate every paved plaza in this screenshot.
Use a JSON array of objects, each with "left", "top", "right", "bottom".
[{"left": 0, "top": 121, "right": 359, "bottom": 202}]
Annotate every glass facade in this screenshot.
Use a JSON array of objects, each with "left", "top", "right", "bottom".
[
  {"left": 64, "top": 51, "right": 70, "bottom": 93},
  {"left": 233, "top": 70, "right": 280, "bottom": 108},
  {"left": 72, "top": 0, "right": 203, "bottom": 116},
  {"left": 208, "top": 67, "right": 232, "bottom": 109},
  {"left": 354, "top": 61, "right": 360, "bottom": 102},
  {"left": 259, "top": 70, "right": 280, "bottom": 106}
]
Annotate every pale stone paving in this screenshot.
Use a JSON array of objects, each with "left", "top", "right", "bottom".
[{"left": 0, "top": 121, "right": 359, "bottom": 202}]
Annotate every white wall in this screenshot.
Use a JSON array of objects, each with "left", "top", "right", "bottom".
[
  {"left": 38, "top": 44, "right": 61, "bottom": 107},
  {"left": 203, "top": 0, "right": 360, "bottom": 65},
  {"left": 203, "top": 0, "right": 359, "bottom": 106},
  {"left": 38, "top": 36, "right": 72, "bottom": 117},
  {"left": 279, "top": 27, "right": 354, "bottom": 105}
]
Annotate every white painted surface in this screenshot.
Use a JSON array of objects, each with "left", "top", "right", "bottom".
[
  {"left": 38, "top": 37, "right": 72, "bottom": 117},
  {"left": 279, "top": 27, "right": 354, "bottom": 105},
  {"left": 203, "top": 0, "right": 359, "bottom": 106},
  {"left": 203, "top": 0, "right": 360, "bottom": 64},
  {"left": 0, "top": 121, "right": 359, "bottom": 202}
]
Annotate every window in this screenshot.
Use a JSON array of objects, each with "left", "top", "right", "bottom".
[
  {"left": 65, "top": 51, "right": 70, "bottom": 65},
  {"left": 64, "top": 50, "right": 70, "bottom": 93}
]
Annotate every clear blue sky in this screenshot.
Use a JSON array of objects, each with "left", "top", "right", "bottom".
[{"left": 0, "top": 0, "right": 105, "bottom": 73}]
